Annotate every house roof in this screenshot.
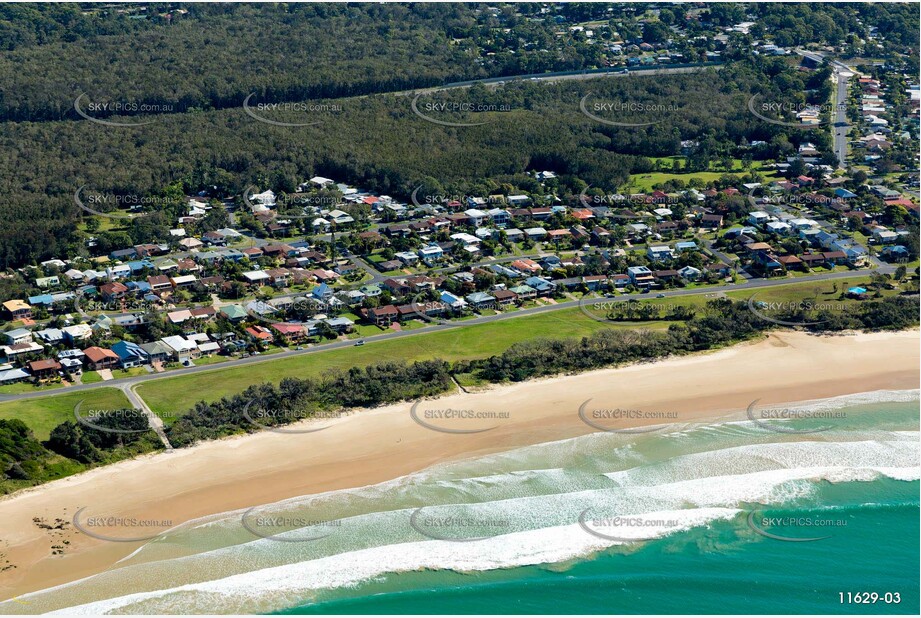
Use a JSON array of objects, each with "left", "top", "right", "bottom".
[
  {"left": 140, "top": 341, "right": 173, "bottom": 355},
  {"left": 3, "top": 300, "right": 30, "bottom": 312},
  {"left": 83, "top": 346, "right": 118, "bottom": 363},
  {"left": 29, "top": 359, "right": 61, "bottom": 372},
  {"left": 271, "top": 322, "right": 307, "bottom": 335},
  {"left": 245, "top": 326, "right": 273, "bottom": 340},
  {"left": 220, "top": 305, "right": 247, "bottom": 320},
  {"left": 370, "top": 304, "right": 399, "bottom": 316},
  {"left": 161, "top": 336, "right": 197, "bottom": 352}
]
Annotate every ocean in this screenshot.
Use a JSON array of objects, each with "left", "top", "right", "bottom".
[{"left": 5, "top": 390, "right": 919, "bottom": 615}]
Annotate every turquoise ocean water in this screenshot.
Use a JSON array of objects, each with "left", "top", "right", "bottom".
[{"left": 3, "top": 391, "right": 918, "bottom": 615}]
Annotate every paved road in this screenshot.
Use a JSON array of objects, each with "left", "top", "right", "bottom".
[
  {"left": 383, "top": 63, "right": 724, "bottom": 98},
  {"left": 832, "top": 70, "right": 851, "bottom": 168},
  {"left": 0, "top": 266, "right": 890, "bottom": 406},
  {"left": 119, "top": 383, "right": 173, "bottom": 449},
  {"left": 793, "top": 48, "right": 852, "bottom": 169}
]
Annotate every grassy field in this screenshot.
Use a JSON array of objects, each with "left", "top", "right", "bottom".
[
  {"left": 626, "top": 158, "right": 782, "bottom": 192},
  {"left": 0, "top": 381, "right": 67, "bottom": 395},
  {"left": 135, "top": 307, "right": 672, "bottom": 417},
  {"left": 0, "top": 387, "right": 133, "bottom": 439},
  {"left": 81, "top": 371, "right": 103, "bottom": 384}
]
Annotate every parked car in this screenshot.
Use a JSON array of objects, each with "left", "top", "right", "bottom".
[{"left": 354, "top": 340, "right": 365, "bottom": 346}]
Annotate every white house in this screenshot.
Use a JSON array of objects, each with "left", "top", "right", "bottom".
[
  {"left": 646, "top": 245, "right": 674, "bottom": 261},
  {"left": 161, "top": 335, "right": 200, "bottom": 362},
  {"left": 327, "top": 210, "right": 355, "bottom": 225},
  {"left": 766, "top": 221, "right": 792, "bottom": 235},
  {"left": 679, "top": 265, "right": 702, "bottom": 281},
  {"left": 418, "top": 245, "right": 443, "bottom": 263},
  {"left": 62, "top": 324, "right": 93, "bottom": 343},
  {"left": 464, "top": 209, "right": 488, "bottom": 226}
]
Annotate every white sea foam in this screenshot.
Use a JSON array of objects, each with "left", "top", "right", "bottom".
[
  {"left": 605, "top": 438, "right": 919, "bottom": 487},
  {"left": 50, "top": 508, "right": 740, "bottom": 615}
]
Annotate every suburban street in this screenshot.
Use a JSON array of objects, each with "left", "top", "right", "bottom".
[
  {"left": 832, "top": 67, "right": 852, "bottom": 168},
  {"left": 794, "top": 48, "right": 852, "bottom": 169}
]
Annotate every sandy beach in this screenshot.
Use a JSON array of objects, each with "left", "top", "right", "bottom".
[{"left": 0, "top": 329, "right": 918, "bottom": 601}]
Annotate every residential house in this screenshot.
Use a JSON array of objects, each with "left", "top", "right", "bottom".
[
  {"left": 583, "top": 275, "right": 608, "bottom": 291},
  {"left": 324, "top": 316, "right": 354, "bottom": 333},
  {"left": 627, "top": 266, "right": 655, "bottom": 287},
  {"left": 83, "top": 346, "right": 119, "bottom": 370},
  {"left": 147, "top": 275, "right": 172, "bottom": 292},
  {"left": 368, "top": 305, "right": 399, "bottom": 326},
  {"left": 439, "top": 291, "right": 467, "bottom": 310},
  {"left": 418, "top": 245, "right": 444, "bottom": 264},
  {"left": 525, "top": 227, "right": 548, "bottom": 241},
  {"left": 111, "top": 341, "right": 149, "bottom": 368},
  {"left": 99, "top": 281, "right": 129, "bottom": 302},
  {"left": 140, "top": 340, "right": 173, "bottom": 364},
  {"left": 0, "top": 368, "right": 30, "bottom": 384},
  {"left": 523, "top": 276, "right": 556, "bottom": 296},
  {"left": 492, "top": 289, "right": 518, "bottom": 306},
  {"left": 271, "top": 322, "right": 309, "bottom": 343},
  {"left": 777, "top": 255, "right": 804, "bottom": 271},
  {"left": 678, "top": 265, "right": 702, "bottom": 281},
  {"left": 34, "top": 328, "right": 65, "bottom": 345},
  {"left": 700, "top": 214, "right": 723, "bottom": 229},
  {"left": 509, "top": 284, "right": 537, "bottom": 299},
  {"left": 466, "top": 292, "right": 496, "bottom": 309},
  {"left": 2, "top": 300, "right": 32, "bottom": 320},
  {"left": 220, "top": 304, "right": 248, "bottom": 322},
  {"left": 35, "top": 276, "right": 60, "bottom": 289},
  {"left": 170, "top": 274, "right": 198, "bottom": 289},
  {"left": 646, "top": 245, "right": 674, "bottom": 261},
  {"left": 62, "top": 324, "right": 93, "bottom": 343},
  {"left": 245, "top": 325, "right": 275, "bottom": 343},
  {"left": 4, "top": 328, "right": 32, "bottom": 346},
  {"left": 161, "top": 335, "right": 201, "bottom": 362},
  {"left": 28, "top": 359, "right": 61, "bottom": 381},
  {"left": 510, "top": 258, "right": 542, "bottom": 275}
]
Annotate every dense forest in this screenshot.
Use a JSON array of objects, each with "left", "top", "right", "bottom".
[
  {"left": 0, "top": 3, "right": 916, "bottom": 123},
  {"left": 3, "top": 294, "right": 917, "bottom": 492},
  {"left": 0, "top": 57, "right": 834, "bottom": 268}
]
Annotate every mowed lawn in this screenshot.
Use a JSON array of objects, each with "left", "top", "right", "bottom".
[
  {"left": 137, "top": 307, "right": 673, "bottom": 417},
  {"left": 626, "top": 158, "right": 782, "bottom": 193},
  {"left": 0, "top": 388, "right": 133, "bottom": 440}
]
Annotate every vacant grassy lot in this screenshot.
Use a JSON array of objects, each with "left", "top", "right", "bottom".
[
  {"left": 136, "top": 307, "right": 673, "bottom": 417},
  {"left": 626, "top": 158, "right": 782, "bottom": 192},
  {"left": 0, "top": 387, "right": 133, "bottom": 440}
]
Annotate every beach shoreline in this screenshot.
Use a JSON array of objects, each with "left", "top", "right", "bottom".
[{"left": 1, "top": 329, "right": 918, "bottom": 601}]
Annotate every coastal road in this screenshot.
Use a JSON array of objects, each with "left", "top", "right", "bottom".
[{"left": 0, "top": 266, "right": 892, "bottom": 408}]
